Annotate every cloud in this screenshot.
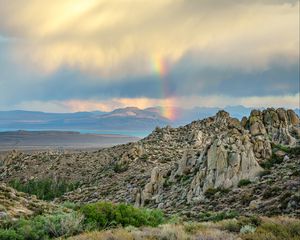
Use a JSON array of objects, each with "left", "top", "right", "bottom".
[
  {"left": 0, "top": 1, "right": 298, "bottom": 112},
  {"left": 0, "top": 0, "right": 298, "bottom": 78}
]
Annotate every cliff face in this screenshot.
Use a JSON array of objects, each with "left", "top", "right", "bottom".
[{"left": 1, "top": 108, "right": 299, "bottom": 218}]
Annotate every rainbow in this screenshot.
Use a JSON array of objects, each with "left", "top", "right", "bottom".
[{"left": 151, "top": 56, "right": 177, "bottom": 120}]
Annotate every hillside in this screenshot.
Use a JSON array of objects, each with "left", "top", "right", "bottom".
[{"left": 0, "top": 108, "right": 299, "bottom": 220}]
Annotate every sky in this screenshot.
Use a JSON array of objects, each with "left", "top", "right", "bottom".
[{"left": 0, "top": 0, "right": 299, "bottom": 117}]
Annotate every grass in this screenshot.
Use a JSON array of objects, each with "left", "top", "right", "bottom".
[
  {"left": 1, "top": 204, "right": 299, "bottom": 240},
  {"left": 66, "top": 216, "right": 300, "bottom": 240}
]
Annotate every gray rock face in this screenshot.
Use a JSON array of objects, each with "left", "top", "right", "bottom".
[
  {"left": 248, "top": 108, "right": 299, "bottom": 146},
  {"left": 135, "top": 167, "right": 165, "bottom": 207}
]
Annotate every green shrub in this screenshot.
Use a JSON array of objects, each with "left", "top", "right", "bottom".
[
  {"left": 140, "top": 154, "right": 149, "bottom": 161},
  {"left": 260, "top": 153, "right": 283, "bottom": 169},
  {"left": 238, "top": 179, "right": 252, "bottom": 187},
  {"left": 290, "top": 146, "right": 300, "bottom": 156},
  {"left": 198, "top": 210, "right": 239, "bottom": 222},
  {"left": 81, "top": 202, "right": 164, "bottom": 229},
  {"left": 8, "top": 179, "right": 79, "bottom": 201},
  {"left": 204, "top": 187, "right": 230, "bottom": 198},
  {"left": 0, "top": 229, "right": 22, "bottom": 240},
  {"left": 274, "top": 144, "right": 291, "bottom": 153},
  {"left": 113, "top": 163, "right": 129, "bottom": 173},
  {"left": 0, "top": 211, "right": 84, "bottom": 240}
]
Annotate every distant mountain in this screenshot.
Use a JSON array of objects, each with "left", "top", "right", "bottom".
[
  {"left": 0, "top": 108, "right": 169, "bottom": 131},
  {"left": 0, "top": 106, "right": 298, "bottom": 132}
]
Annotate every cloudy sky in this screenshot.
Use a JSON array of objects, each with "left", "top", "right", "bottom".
[{"left": 0, "top": 0, "right": 299, "bottom": 114}]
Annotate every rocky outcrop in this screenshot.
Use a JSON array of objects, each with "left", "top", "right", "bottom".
[
  {"left": 248, "top": 108, "right": 299, "bottom": 146},
  {"left": 1, "top": 108, "right": 299, "bottom": 218},
  {"left": 134, "top": 167, "right": 165, "bottom": 207}
]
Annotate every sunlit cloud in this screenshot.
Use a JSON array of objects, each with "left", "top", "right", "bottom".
[{"left": 10, "top": 93, "right": 300, "bottom": 118}]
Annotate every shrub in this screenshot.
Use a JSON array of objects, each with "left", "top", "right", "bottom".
[
  {"left": 204, "top": 187, "right": 230, "bottom": 198},
  {"left": 221, "top": 219, "right": 241, "bottom": 232},
  {"left": 260, "top": 153, "right": 283, "bottom": 169},
  {"left": 240, "top": 225, "right": 256, "bottom": 234},
  {"left": 139, "top": 154, "right": 149, "bottom": 161},
  {"left": 81, "top": 202, "right": 165, "bottom": 229},
  {"left": 259, "top": 169, "right": 271, "bottom": 177},
  {"left": 113, "top": 163, "right": 129, "bottom": 173},
  {"left": 274, "top": 144, "right": 291, "bottom": 153},
  {"left": 238, "top": 179, "right": 252, "bottom": 187},
  {"left": 290, "top": 146, "right": 300, "bottom": 156},
  {"left": 183, "top": 222, "right": 207, "bottom": 234},
  {"left": 0, "top": 211, "right": 84, "bottom": 240},
  {"left": 262, "top": 186, "right": 281, "bottom": 199},
  {"left": 241, "top": 217, "right": 300, "bottom": 240},
  {"left": 8, "top": 179, "right": 79, "bottom": 200},
  {"left": 198, "top": 210, "right": 239, "bottom": 222},
  {"left": 0, "top": 229, "right": 22, "bottom": 240}
]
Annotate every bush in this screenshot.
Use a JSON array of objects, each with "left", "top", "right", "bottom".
[
  {"left": 204, "top": 187, "right": 230, "bottom": 198},
  {"left": 0, "top": 229, "right": 22, "bottom": 240},
  {"left": 240, "top": 225, "right": 256, "bottom": 234},
  {"left": 260, "top": 153, "right": 283, "bottom": 169},
  {"left": 8, "top": 179, "right": 79, "bottom": 200},
  {"left": 81, "top": 202, "right": 165, "bottom": 229},
  {"left": 241, "top": 217, "right": 300, "bottom": 240},
  {"left": 0, "top": 211, "right": 84, "bottom": 240},
  {"left": 238, "top": 179, "right": 252, "bottom": 187},
  {"left": 113, "top": 163, "right": 129, "bottom": 173},
  {"left": 198, "top": 210, "right": 239, "bottom": 222},
  {"left": 221, "top": 219, "right": 241, "bottom": 232},
  {"left": 262, "top": 186, "right": 281, "bottom": 199}
]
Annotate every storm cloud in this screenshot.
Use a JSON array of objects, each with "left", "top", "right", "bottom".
[{"left": 0, "top": 0, "right": 299, "bottom": 112}]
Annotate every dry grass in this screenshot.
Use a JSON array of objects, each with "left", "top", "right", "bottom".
[
  {"left": 67, "top": 222, "right": 238, "bottom": 240},
  {"left": 66, "top": 216, "right": 300, "bottom": 240}
]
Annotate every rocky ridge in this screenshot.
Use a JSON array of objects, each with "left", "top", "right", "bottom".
[{"left": 0, "top": 108, "right": 299, "bottom": 218}]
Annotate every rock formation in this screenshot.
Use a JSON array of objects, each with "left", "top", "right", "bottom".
[{"left": 1, "top": 108, "right": 299, "bottom": 218}]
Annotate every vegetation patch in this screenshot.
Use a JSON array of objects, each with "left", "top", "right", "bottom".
[
  {"left": 81, "top": 202, "right": 165, "bottom": 229},
  {"left": 113, "top": 163, "right": 129, "bottom": 173},
  {"left": 204, "top": 187, "right": 230, "bottom": 198},
  {"left": 198, "top": 210, "right": 239, "bottom": 222},
  {"left": 0, "top": 211, "right": 83, "bottom": 240},
  {"left": 8, "top": 179, "right": 79, "bottom": 201},
  {"left": 260, "top": 153, "right": 283, "bottom": 169},
  {"left": 238, "top": 179, "right": 252, "bottom": 187}
]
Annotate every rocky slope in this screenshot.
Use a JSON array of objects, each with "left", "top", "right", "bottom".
[
  {"left": 0, "top": 183, "right": 59, "bottom": 221},
  {"left": 0, "top": 108, "right": 299, "bottom": 218}
]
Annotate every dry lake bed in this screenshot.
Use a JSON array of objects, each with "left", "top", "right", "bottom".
[{"left": 0, "top": 130, "right": 139, "bottom": 152}]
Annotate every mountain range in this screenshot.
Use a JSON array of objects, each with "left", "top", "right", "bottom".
[{"left": 3, "top": 106, "right": 298, "bottom": 133}]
